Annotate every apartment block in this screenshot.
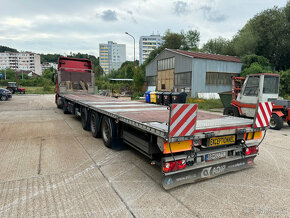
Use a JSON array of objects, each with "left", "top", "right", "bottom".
[
  {"left": 0, "top": 52, "right": 42, "bottom": 76},
  {"left": 139, "top": 35, "right": 163, "bottom": 65},
  {"left": 99, "top": 41, "right": 126, "bottom": 74}
]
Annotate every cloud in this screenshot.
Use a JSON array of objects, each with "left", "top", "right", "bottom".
[
  {"left": 127, "top": 10, "right": 133, "bottom": 15},
  {"left": 173, "top": 1, "right": 190, "bottom": 16},
  {"left": 200, "top": 6, "right": 227, "bottom": 22},
  {"left": 100, "top": 9, "right": 118, "bottom": 22}
]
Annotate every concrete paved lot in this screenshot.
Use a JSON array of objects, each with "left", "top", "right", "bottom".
[{"left": 0, "top": 95, "right": 289, "bottom": 217}]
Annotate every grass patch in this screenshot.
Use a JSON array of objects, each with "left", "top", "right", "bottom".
[
  {"left": 187, "top": 98, "right": 224, "bottom": 111},
  {"left": 25, "top": 86, "right": 55, "bottom": 94}
]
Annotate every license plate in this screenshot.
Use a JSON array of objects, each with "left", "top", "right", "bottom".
[
  {"left": 205, "top": 151, "right": 226, "bottom": 162},
  {"left": 209, "top": 135, "right": 236, "bottom": 147}
]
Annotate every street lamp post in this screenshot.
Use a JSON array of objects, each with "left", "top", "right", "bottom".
[{"left": 125, "top": 32, "right": 135, "bottom": 76}]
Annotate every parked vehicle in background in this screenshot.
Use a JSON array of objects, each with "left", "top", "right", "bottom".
[
  {"left": 6, "top": 82, "right": 26, "bottom": 94},
  {"left": 0, "top": 88, "right": 12, "bottom": 101},
  {"left": 223, "top": 73, "right": 290, "bottom": 130},
  {"left": 56, "top": 57, "right": 273, "bottom": 190}
]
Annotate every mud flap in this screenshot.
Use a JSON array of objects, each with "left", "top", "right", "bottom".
[{"left": 162, "top": 156, "right": 256, "bottom": 190}]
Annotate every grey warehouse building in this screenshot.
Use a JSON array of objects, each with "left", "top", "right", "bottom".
[{"left": 146, "top": 49, "right": 243, "bottom": 98}]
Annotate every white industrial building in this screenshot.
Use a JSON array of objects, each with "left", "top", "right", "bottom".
[
  {"left": 0, "top": 52, "right": 42, "bottom": 76},
  {"left": 42, "top": 62, "right": 57, "bottom": 71},
  {"left": 139, "top": 35, "right": 163, "bottom": 65},
  {"left": 99, "top": 41, "right": 126, "bottom": 74}
]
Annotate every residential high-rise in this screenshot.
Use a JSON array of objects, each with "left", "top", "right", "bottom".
[
  {"left": 99, "top": 41, "right": 126, "bottom": 74},
  {"left": 139, "top": 35, "right": 163, "bottom": 65},
  {"left": 0, "top": 52, "right": 42, "bottom": 76}
]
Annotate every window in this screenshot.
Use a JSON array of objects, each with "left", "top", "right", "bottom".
[
  {"left": 206, "top": 72, "right": 234, "bottom": 85},
  {"left": 243, "top": 76, "right": 259, "bottom": 96},
  {"left": 175, "top": 72, "right": 191, "bottom": 86},
  {"left": 146, "top": 76, "right": 156, "bottom": 86},
  {"left": 263, "top": 75, "right": 279, "bottom": 94},
  {"left": 157, "top": 57, "right": 175, "bottom": 71}
]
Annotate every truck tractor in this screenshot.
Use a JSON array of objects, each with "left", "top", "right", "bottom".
[{"left": 223, "top": 73, "right": 290, "bottom": 130}]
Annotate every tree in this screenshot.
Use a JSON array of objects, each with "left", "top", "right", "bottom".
[
  {"left": 241, "top": 54, "right": 271, "bottom": 70},
  {"left": 183, "top": 30, "right": 200, "bottom": 51},
  {"left": 144, "top": 29, "right": 200, "bottom": 65},
  {"left": 279, "top": 70, "right": 290, "bottom": 96},
  {"left": 202, "top": 37, "right": 231, "bottom": 55},
  {"left": 162, "top": 30, "right": 185, "bottom": 50},
  {"left": 230, "top": 23, "right": 258, "bottom": 57},
  {"left": 40, "top": 54, "right": 62, "bottom": 63},
  {"left": 0, "top": 45, "right": 18, "bottom": 52},
  {"left": 133, "top": 67, "right": 145, "bottom": 91}
]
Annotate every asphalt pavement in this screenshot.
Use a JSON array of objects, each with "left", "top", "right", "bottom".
[{"left": 0, "top": 95, "right": 289, "bottom": 217}]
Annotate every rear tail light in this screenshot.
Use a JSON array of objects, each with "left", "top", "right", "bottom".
[
  {"left": 244, "top": 146, "right": 258, "bottom": 155},
  {"left": 163, "top": 159, "right": 186, "bottom": 173}
]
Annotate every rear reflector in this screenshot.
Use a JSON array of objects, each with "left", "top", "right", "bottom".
[
  {"left": 163, "top": 159, "right": 186, "bottom": 173},
  {"left": 163, "top": 140, "right": 192, "bottom": 154},
  {"left": 244, "top": 131, "right": 262, "bottom": 140},
  {"left": 244, "top": 146, "right": 258, "bottom": 155}
]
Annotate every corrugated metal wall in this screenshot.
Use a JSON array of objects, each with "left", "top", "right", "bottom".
[
  {"left": 145, "top": 50, "right": 192, "bottom": 76},
  {"left": 145, "top": 50, "right": 243, "bottom": 97},
  {"left": 191, "top": 58, "right": 242, "bottom": 97}
]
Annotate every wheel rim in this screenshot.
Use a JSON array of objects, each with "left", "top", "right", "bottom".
[
  {"left": 270, "top": 117, "right": 276, "bottom": 128},
  {"left": 91, "top": 114, "right": 96, "bottom": 133},
  {"left": 102, "top": 119, "right": 110, "bottom": 143},
  {"left": 1, "top": 96, "right": 5, "bottom": 100}
]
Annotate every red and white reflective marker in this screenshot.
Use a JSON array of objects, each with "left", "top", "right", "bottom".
[
  {"left": 253, "top": 102, "right": 274, "bottom": 128},
  {"left": 169, "top": 104, "right": 198, "bottom": 138}
]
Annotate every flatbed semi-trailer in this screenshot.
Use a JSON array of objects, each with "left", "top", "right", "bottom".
[{"left": 55, "top": 57, "right": 273, "bottom": 189}]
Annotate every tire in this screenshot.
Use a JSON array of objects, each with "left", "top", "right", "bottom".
[
  {"left": 101, "top": 116, "right": 118, "bottom": 148},
  {"left": 0, "top": 95, "right": 8, "bottom": 101},
  {"left": 90, "top": 111, "right": 102, "bottom": 138},
  {"left": 81, "top": 107, "right": 90, "bottom": 131},
  {"left": 223, "top": 105, "right": 240, "bottom": 117},
  {"left": 270, "top": 114, "right": 283, "bottom": 130},
  {"left": 62, "top": 99, "right": 69, "bottom": 114},
  {"left": 288, "top": 121, "right": 290, "bottom": 127},
  {"left": 56, "top": 97, "right": 63, "bottom": 109}
]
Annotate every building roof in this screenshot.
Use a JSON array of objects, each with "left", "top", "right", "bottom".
[
  {"left": 167, "top": 49, "right": 242, "bottom": 63},
  {"left": 109, "top": 78, "right": 133, "bottom": 82}
]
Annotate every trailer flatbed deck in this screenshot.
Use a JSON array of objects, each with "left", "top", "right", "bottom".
[
  {"left": 61, "top": 93, "right": 253, "bottom": 139},
  {"left": 56, "top": 57, "right": 271, "bottom": 190}
]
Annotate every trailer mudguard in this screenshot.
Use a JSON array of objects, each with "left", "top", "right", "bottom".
[{"left": 272, "top": 110, "right": 284, "bottom": 117}]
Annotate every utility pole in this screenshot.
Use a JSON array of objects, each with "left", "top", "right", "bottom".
[{"left": 4, "top": 68, "right": 6, "bottom": 80}]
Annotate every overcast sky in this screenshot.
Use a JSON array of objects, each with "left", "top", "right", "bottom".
[{"left": 0, "top": 0, "right": 287, "bottom": 60}]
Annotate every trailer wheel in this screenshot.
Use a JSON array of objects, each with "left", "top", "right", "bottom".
[
  {"left": 90, "top": 111, "right": 101, "bottom": 138},
  {"left": 270, "top": 114, "right": 283, "bottom": 130},
  {"left": 81, "top": 107, "right": 90, "bottom": 131},
  {"left": 101, "top": 116, "right": 121, "bottom": 148},
  {"left": 223, "top": 106, "right": 239, "bottom": 117},
  {"left": 62, "top": 99, "right": 69, "bottom": 114}
]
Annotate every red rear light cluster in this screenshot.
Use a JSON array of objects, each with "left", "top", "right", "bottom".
[
  {"left": 163, "top": 159, "right": 186, "bottom": 173},
  {"left": 244, "top": 146, "right": 259, "bottom": 155}
]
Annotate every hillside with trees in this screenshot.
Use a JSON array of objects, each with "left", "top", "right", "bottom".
[{"left": 0, "top": 46, "right": 18, "bottom": 53}]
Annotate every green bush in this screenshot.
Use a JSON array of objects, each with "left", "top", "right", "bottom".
[{"left": 43, "top": 83, "right": 52, "bottom": 92}]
